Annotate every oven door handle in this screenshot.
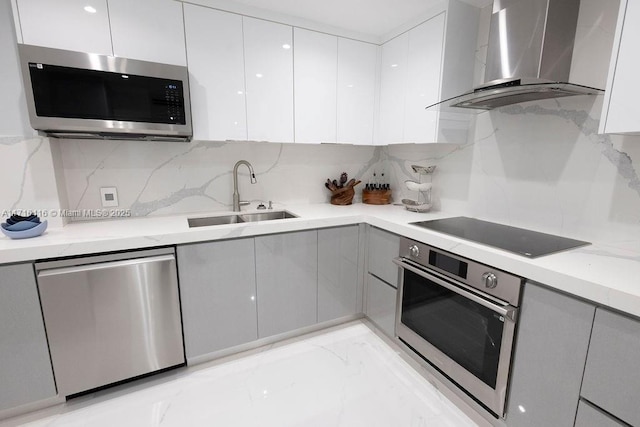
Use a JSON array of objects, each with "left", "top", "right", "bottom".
[{"left": 393, "top": 257, "right": 517, "bottom": 322}]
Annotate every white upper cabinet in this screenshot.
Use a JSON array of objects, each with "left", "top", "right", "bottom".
[
  {"left": 294, "top": 28, "right": 337, "bottom": 144},
  {"left": 337, "top": 39, "right": 377, "bottom": 145},
  {"left": 108, "top": 0, "right": 186, "bottom": 66},
  {"left": 243, "top": 17, "right": 294, "bottom": 143},
  {"left": 16, "top": 0, "right": 113, "bottom": 55},
  {"left": 404, "top": 13, "right": 445, "bottom": 143},
  {"left": 184, "top": 5, "right": 247, "bottom": 141},
  {"left": 14, "top": 0, "right": 186, "bottom": 65},
  {"left": 378, "top": 32, "right": 409, "bottom": 144},
  {"left": 378, "top": 14, "right": 446, "bottom": 145},
  {"left": 377, "top": 0, "right": 478, "bottom": 145},
  {"left": 600, "top": 0, "right": 640, "bottom": 135}
]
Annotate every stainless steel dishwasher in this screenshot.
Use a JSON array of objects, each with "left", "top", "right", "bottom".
[{"left": 36, "top": 248, "right": 185, "bottom": 397}]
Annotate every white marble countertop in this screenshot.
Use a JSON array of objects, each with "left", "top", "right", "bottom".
[{"left": 1, "top": 203, "right": 639, "bottom": 319}]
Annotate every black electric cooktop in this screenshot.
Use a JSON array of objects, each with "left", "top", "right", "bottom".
[{"left": 412, "top": 217, "right": 590, "bottom": 258}]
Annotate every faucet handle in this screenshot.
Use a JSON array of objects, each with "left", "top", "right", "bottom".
[
  {"left": 268, "top": 201, "right": 273, "bottom": 210},
  {"left": 257, "top": 202, "right": 266, "bottom": 210}
]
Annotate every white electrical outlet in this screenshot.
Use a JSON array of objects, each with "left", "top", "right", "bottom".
[{"left": 100, "top": 187, "right": 119, "bottom": 207}]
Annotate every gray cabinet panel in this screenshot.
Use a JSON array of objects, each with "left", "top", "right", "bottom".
[
  {"left": 575, "top": 400, "right": 625, "bottom": 427},
  {"left": 177, "top": 239, "right": 258, "bottom": 359},
  {"left": 256, "top": 231, "right": 318, "bottom": 338},
  {"left": 365, "top": 273, "right": 397, "bottom": 337},
  {"left": 318, "top": 226, "right": 359, "bottom": 322},
  {"left": 367, "top": 226, "right": 400, "bottom": 287},
  {"left": 505, "top": 282, "right": 594, "bottom": 427},
  {"left": 0, "top": 263, "right": 56, "bottom": 411},
  {"left": 581, "top": 308, "right": 640, "bottom": 426}
]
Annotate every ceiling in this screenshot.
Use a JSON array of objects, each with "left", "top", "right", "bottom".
[{"left": 219, "top": 0, "right": 492, "bottom": 39}]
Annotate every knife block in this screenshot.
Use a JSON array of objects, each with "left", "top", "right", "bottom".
[{"left": 330, "top": 186, "right": 355, "bottom": 205}]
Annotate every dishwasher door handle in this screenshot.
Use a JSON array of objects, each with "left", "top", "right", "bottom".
[{"left": 37, "top": 254, "right": 176, "bottom": 277}]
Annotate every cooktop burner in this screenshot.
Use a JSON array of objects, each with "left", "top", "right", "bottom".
[{"left": 412, "top": 217, "right": 590, "bottom": 258}]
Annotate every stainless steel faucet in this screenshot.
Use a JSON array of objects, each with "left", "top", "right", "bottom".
[{"left": 232, "top": 160, "right": 257, "bottom": 211}]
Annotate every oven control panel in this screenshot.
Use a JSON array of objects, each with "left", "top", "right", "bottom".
[{"left": 399, "top": 237, "right": 523, "bottom": 307}]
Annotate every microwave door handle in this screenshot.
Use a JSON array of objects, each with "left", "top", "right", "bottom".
[{"left": 393, "top": 257, "right": 517, "bottom": 322}]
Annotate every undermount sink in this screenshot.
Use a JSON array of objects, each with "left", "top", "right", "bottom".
[
  {"left": 239, "top": 211, "right": 297, "bottom": 222},
  {"left": 187, "top": 211, "right": 297, "bottom": 228}
]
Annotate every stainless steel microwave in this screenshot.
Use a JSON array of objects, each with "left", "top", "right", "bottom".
[{"left": 18, "top": 44, "right": 192, "bottom": 142}]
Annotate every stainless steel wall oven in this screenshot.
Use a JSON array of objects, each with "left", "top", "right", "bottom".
[{"left": 394, "top": 237, "right": 523, "bottom": 418}]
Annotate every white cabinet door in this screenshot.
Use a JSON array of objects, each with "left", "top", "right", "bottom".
[
  {"left": 337, "top": 39, "right": 377, "bottom": 145},
  {"left": 600, "top": 0, "right": 640, "bottom": 134},
  {"left": 16, "top": 0, "right": 112, "bottom": 55},
  {"left": 108, "top": 0, "right": 186, "bottom": 66},
  {"left": 378, "top": 32, "right": 409, "bottom": 145},
  {"left": 403, "top": 14, "right": 445, "bottom": 143},
  {"left": 294, "top": 28, "right": 337, "bottom": 144},
  {"left": 184, "top": 5, "right": 247, "bottom": 141},
  {"left": 243, "top": 17, "right": 294, "bottom": 143}
]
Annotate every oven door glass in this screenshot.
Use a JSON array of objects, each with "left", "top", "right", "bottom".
[{"left": 401, "top": 269, "right": 505, "bottom": 389}]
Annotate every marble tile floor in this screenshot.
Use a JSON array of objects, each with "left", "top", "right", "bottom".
[{"left": 3, "top": 322, "right": 477, "bottom": 427}]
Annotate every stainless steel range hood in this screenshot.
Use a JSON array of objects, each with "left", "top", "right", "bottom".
[{"left": 428, "top": 0, "right": 604, "bottom": 112}]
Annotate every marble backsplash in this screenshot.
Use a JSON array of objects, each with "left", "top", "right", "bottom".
[
  {"left": 58, "top": 139, "right": 379, "bottom": 218},
  {"left": 2, "top": 94, "right": 639, "bottom": 251},
  {"left": 0, "top": 136, "right": 67, "bottom": 228},
  {"left": 384, "top": 96, "right": 640, "bottom": 248}
]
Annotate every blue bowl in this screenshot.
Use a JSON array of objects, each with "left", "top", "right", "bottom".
[
  {"left": 1, "top": 220, "right": 40, "bottom": 231},
  {"left": 0, "top": 220, "right": 48, "bottom": 239}
]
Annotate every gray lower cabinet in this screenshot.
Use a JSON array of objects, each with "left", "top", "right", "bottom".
[
  {"left": 0, "top": 263, "right": 57, "bottom": 411},
  {"left": 581, "top": 308, "right": 640, "bottom": 426},
  {"left": 367, "top": 226, "right": 400, "bottom": 287},
  {"left": 504, "top": 281, "right": 595, "bottom": 427},
  {"left": 177, "top": 238, "right": 258, "bottom": 360},
  {"left": 365, "top": 273, "right": 397, "bottom": 337},
  {"left": 255, "top": 230, "right": 318, "bottom": 338},
  {"left": 574, "top": 400, "right": 625, "bottom": 427},
  {"left": 318, "top": 225, "right": 360, "bottom": 322}
]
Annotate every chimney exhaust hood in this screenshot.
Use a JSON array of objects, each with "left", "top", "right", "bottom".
[{"left": 428, "top": 0, "right": 603, "bottom": 112}]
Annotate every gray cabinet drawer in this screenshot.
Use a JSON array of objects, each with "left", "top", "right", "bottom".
[
  {"left": 575, "top": 400, "right": 625, "bottom": 427},
  {"left": 367, "top": 226, "right": 400, "bottom": 287},
  {"left": 581, "top": 308, "right": 640, "bottom": 426},
  {"left": 365, "top": 273, "right": 397, "bottom": 337}
]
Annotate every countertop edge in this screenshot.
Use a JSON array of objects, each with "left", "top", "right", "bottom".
[{"left": 1, "top": 204, "right": 638, "bottom": 319}]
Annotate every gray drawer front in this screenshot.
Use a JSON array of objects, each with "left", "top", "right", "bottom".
[
  {"left": 581, "top": 308, "right": 640, "bottom": 426},
  {"left": 575, "top": 400, "right": 625, "bottom": 427},
  {"left": 367, "top": 226, "right": 400, "bottom": 288},
  {"left": 365, "top": 274, "right": 397, "bottom": 337}
]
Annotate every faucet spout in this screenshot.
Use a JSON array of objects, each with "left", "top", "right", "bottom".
[{"left": 232, "top": 160, "right": 257, "bottom": 212}]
